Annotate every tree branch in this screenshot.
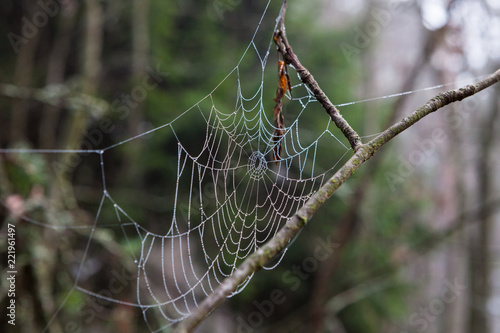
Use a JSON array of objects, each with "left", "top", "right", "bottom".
[
  {"left": 307, "top": 24, "right": 442, "bottom": 331},
  {"left": 273, "top": 0, "right": 363, "bottom": 152},
  {"left": 174, "top": 67, "right": 500, "bottom": 332}
]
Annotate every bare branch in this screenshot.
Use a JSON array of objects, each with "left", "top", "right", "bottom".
[
  {"left": 273, "top": 0, "right": 363, "bottom": 152},
  {"left": 307, "top": 25, "right": 443, "bottom": 331},
  {"left": 174, "top": 68, "right": 500, "bottom": 332}
]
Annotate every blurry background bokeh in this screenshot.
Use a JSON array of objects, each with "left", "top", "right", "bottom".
[{"left": 1, "top": 0, "right": 499, "bottom": 332}]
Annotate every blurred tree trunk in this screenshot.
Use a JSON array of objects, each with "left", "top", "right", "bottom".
[
  {"left": 441, "top": 82, "right": 468, "bottom": 333},
  {"left": 58, "top": 0, "right": 103, "bottom": 209},
  {"left": 122, "top": 0, "right": 150, "bottom": 182},
  {"left": 468, "top": 84, "right": 499, "bottom": 332},
  {"left": 39, "top": 3, "right": 77, "bottom": 149},
  {"left": 9, "top": 3, "right": 41, "bottom": 143},
  {"left": 131, "top": 0, "right": 150, "bottom": 133}
]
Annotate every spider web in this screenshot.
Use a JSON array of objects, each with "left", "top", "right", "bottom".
[
  {"left": 0, "top": 2, "right": 349, "bottom": 331},
  {"left": 90, "top": 3, "right": 350, "bottom": 327},
  {"left": 0, "top": 1, "right": 480, "bottom": 332}
]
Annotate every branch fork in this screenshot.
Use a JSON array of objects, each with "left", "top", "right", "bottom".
[{"left": 273, "top": 0, "right": 363, "bottom": 152}]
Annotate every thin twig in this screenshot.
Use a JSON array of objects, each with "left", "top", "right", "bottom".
[
  {"left": 273, "top": 0, "right": 363, "bottom": 152},
  {"left": 174, "top": 67, "right": 500, "bottom": 332}
]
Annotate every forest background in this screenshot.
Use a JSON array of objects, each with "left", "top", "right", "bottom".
[{"left": 0, "top": 0, "right": 499, "bottom": 332}]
